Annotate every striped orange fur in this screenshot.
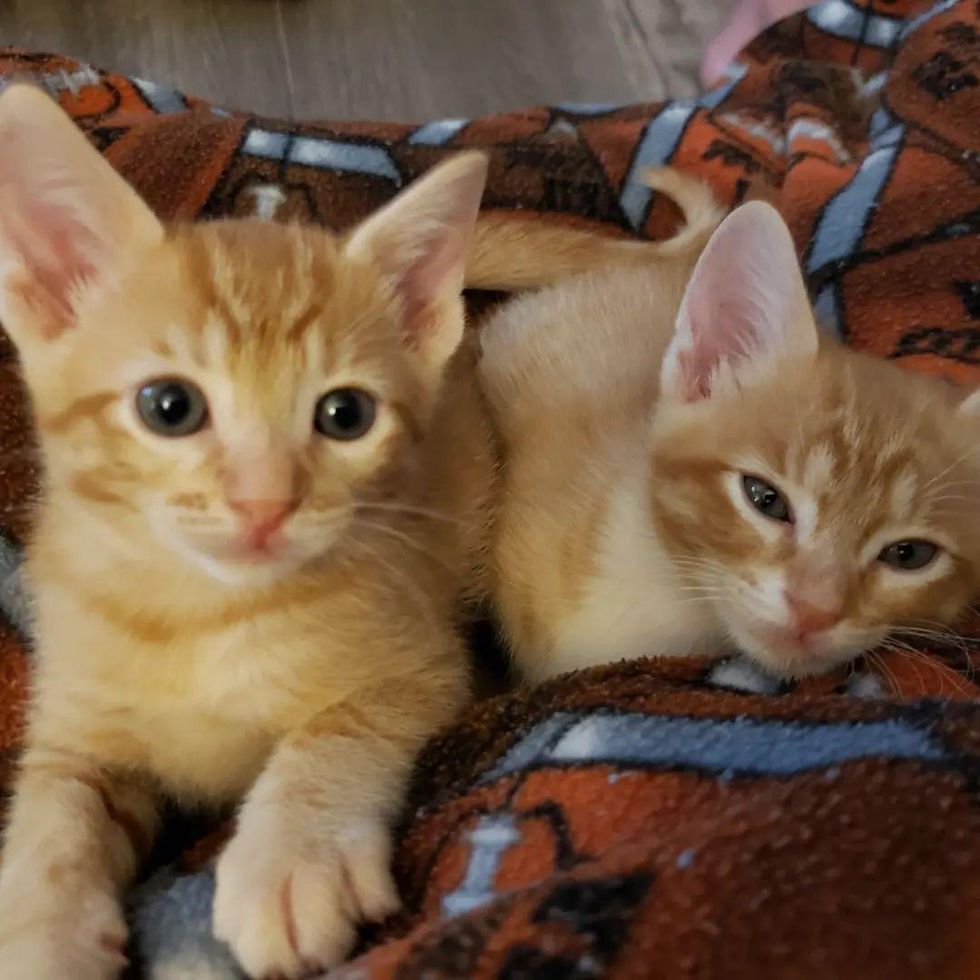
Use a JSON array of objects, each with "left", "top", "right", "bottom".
[{"left": 0, "top": 85, "right": 494, "bottom": 979}]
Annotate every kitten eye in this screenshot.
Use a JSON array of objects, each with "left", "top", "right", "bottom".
[
  {"left": 878, "top": 540, "right": 938, "bottom": 571},
  {"left": 742, "top": 475, "right": 792, "bottom": 523},
  {"left": 136, "top": 378, "right": 209, "bottom": 437},
  {"left": 314, "top": 388, "right": 376, "bottom": 441}
]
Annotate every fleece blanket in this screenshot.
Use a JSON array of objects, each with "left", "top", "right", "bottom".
[{"left": 0, "top": 0, "right": 978, "bottom": 977}]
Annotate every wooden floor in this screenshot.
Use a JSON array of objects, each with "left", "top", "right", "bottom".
[{"left": 0, "top": 0, "right": 729, "bottom": 120}]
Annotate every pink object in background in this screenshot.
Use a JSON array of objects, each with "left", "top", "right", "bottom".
[{"left": 701, "top": 0, "right": 820, "bottom": 86}]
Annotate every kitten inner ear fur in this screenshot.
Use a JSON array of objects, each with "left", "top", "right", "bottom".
[
  {"left": 343, "top": 151, "right": 488, "bottom": 377},
  {"left": 0, "top": 85, "right": 164, "bottom": 355},
  {"left": 661, "top": 200, "right": 818, "bottom": 403}
]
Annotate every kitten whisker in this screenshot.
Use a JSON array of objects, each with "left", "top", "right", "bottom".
[
  {"left": 927, "top": 496, "right": 979, "bottom": 512},
  {"left": 353, "top": 545, "right": 442, "bottom": 631},
  {"left": 928, "top": 491, "right": 980, "bottom": 502},
  {"left": 669, "top": 554, "right": 731, "bottom": 582},
  {"left": 880, "top": 641, "right": 975, "bottom": 693},
  {"left": 356, "top": 501, "right": 461, "bottom": 525},
  {"left": 865, "top": 650, "right": 902, "bottom": 697},
  {"left": 880, "top": 646, "right": 934, "bottom": 692},
  {"left": 674, "top": 561, "right": 728, "bottom": 574},
  {"left": 890, "top": 625, "right": 976, "bottom": 678},
  {"left": 895, "top": 622, "right": 975, "bottom": 651},
  {"left": 930, "top": 476, "right": 980, "bottom": 490},
  {"left": 351, "top": 518, "right": 458, "bottom": 577},
  {"left": 673, "top": 574, "right": 727, "bottom": 593},
  {"left": 920, "top": 447, "right": 980, "bottom": 494}
]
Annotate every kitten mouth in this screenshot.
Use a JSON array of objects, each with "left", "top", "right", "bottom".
[
  {"left": 230, "top": 541, "right": 284, "bottom": 563},
  {"left": 772, "top": 632, "right": 831, "bottom": 661},
  {"left": 202, "top": 534, "right": 289, "bottom": 566},
  {"left": 735, "top": 622, "right": 843, "bottom": 674}
]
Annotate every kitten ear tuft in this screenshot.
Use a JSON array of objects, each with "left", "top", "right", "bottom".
[
  {"left": 344, "top": 151, "right": 488, "bottom": 373},
  {"left": 661, "top": 201, "right": 818, "bottom": 403},
  {"left": 0, "top": 84, "right": 163, "bottom": 349}
]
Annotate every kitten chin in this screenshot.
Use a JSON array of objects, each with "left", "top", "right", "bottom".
[
  {"left": 718, "top": 611, "right": 887, "bottom": 681},
  {"left": 162, "top": 516, "right": 343, "bottom": 587},
  {"left": 173, "top": 541, "right": 314, "bottom": 589},
  {"left": 482, "top": 180, "right": 980, "bottom": 684}
]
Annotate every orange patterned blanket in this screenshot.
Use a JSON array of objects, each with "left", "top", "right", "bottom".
[{"left": 0, "top": 1, "right": 978, "bottom": 976}]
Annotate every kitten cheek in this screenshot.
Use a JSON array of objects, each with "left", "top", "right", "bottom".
[
  {"left": 314, "top": 431, "right": 394, "bottom": 485},
  {"left": 282, "top": 521, "right": 347, "bottom": 560},
  {"left": 818, "top": 625, "right": 887, "bottom": 665}
]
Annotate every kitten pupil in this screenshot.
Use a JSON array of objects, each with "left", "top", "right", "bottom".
[{"left": 136, "top": 378, "right": 209, "bottom": 436}]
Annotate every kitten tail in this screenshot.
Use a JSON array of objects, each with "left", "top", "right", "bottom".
[{"left": 464, "top": 167, "right": 724, "bottom": 291}]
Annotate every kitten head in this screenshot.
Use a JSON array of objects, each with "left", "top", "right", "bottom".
[
  {"left": 0, "top": 85, "right": 487, "bottom": 586},
  {"left": 651, "top": 201, "right": 980, "bottom": 677}
]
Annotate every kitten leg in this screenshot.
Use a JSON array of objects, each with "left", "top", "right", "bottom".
[
  {"left": 0, "top": 747, "right": 159, "bottom": 979},
  {"left": 214, "top": 663, "right": 467, "bottom": 979}
]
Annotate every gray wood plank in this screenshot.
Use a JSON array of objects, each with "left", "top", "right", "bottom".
[
  {"left": 622, "top": 0, "right": 733, "bottom": 97},
  {"left": 0, "top": 0, "right": 725, "bottom": 120}
]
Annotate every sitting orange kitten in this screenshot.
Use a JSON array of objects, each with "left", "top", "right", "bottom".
[
  {"left": 0, "top": 85, "right": 702, "bottom": 979},
  {"left": 481, "top": 175, "right": 980, "bottom": 683},
  {"left": 0, "top": 86, "right": 499, "bottom": 980}
]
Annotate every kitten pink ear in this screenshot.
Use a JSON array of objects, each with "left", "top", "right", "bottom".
[
  {"left": 344, "top": 151, "right": 488, "bottom": 372},
  {"left": 661, "top": 201, "right": 818, "bottom": 402},
  {"left": 0, "top": 85, "right": 163, "bottom": 349}
]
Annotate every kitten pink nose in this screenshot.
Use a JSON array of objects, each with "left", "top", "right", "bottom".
[
  {"left": 229, "top": 498, "right": 298, "bottom": 548},
  {"left": 786, "top": 593, "right": 842, "bottom": 640}
]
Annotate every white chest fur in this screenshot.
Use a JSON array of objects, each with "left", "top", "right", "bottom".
[{"left": 549, "top": 463, "right": 723, "bottom": 678}]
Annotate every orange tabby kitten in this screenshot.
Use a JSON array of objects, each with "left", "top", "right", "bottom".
[
  {"left": 0, "top": 86, "right": 500, "bottom": 980},
  {"left": 481, "top": 181, "right": 980, "bottom": 683},
  {"left": 0, "top": 84, "right": 710, "bottom": 980}
]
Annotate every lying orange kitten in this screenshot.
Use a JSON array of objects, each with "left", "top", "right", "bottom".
[
  {"left": 0, "top": 86, "right": 502, "bottom": 980},
  {"left": 481, "top": 175, "right": 980, "bottom": 683}
]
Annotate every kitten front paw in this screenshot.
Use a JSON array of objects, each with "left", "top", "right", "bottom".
[
  {"left": 213, "top": 816, "right": 399, "bottom": 979},
  {"left": 0, "top": 883, "right": 127, "bottom": 980}
]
